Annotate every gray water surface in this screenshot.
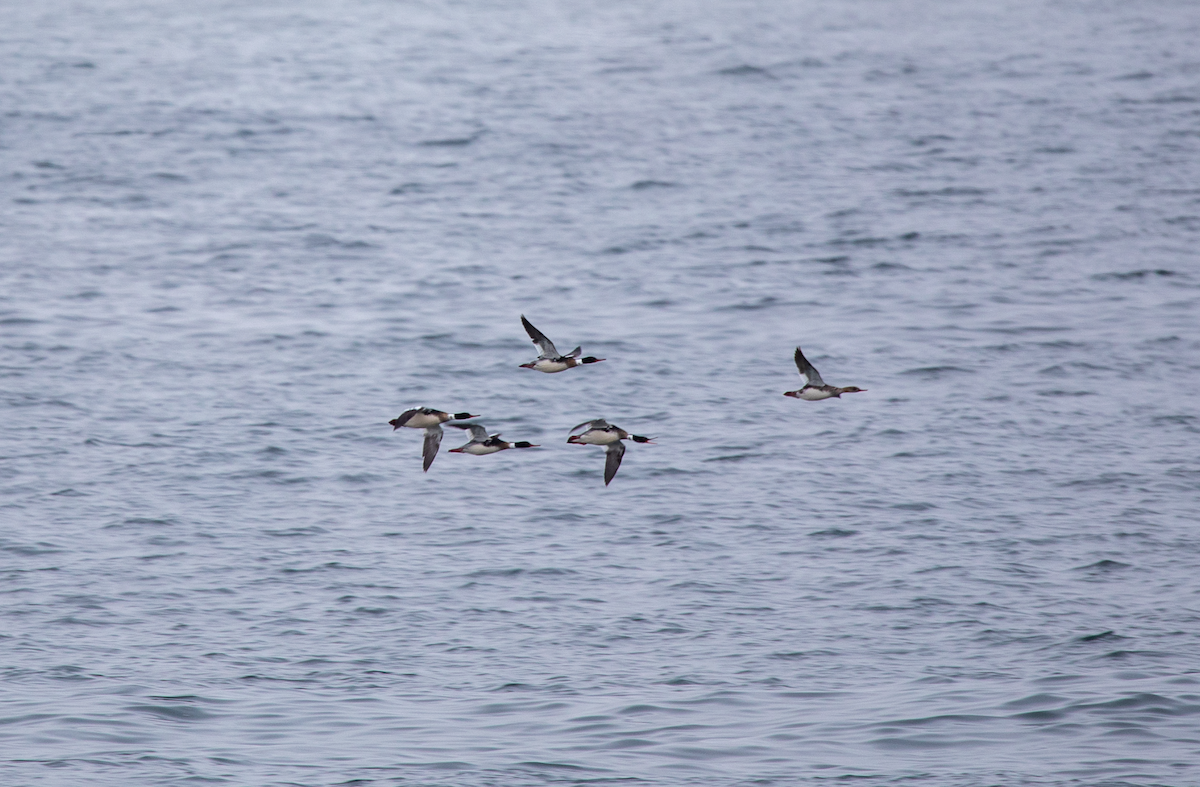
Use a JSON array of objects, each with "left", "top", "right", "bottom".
[{"left": 3, "top": 1, "right": 1200, "bottom": 785}]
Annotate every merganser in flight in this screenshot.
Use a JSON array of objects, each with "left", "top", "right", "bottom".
[
  {"left": 448, "top": 423, "right": 539, "bottom": 455},
  {"left": 567, "top": 419, "right": 654, "bottom": 486},
  {"left": 388, "top": 408, "right": 479, "bottom": 471},
  {"left": 519, "top": 315, "right": 605, "bottom": 373},
  {"left": 783, "top": 347, "right": 866, "bottom": 401}
]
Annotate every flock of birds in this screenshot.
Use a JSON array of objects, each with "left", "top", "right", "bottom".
[{"left": 390, "top": 316, "right": 866, "bottom": 485}]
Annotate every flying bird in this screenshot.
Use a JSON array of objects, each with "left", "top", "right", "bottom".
[
  {"left": 388, "top": 408, "right": 479, "bottom": 471},
  {"left": 518, "top": 315, "right": 605, "bottom": 373},
  {"left": 567, "top": 418, "right": 653, "bottom": 486},
  {"left": 448, "top": 423, "right": 539, "bottom": 455},
  {"left": 783, "top": 347, "right": 866, "bottom": 401}
]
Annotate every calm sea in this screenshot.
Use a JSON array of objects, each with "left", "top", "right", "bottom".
[{"left": 2, "top": 1, "right": 1199, "bottom": 785}]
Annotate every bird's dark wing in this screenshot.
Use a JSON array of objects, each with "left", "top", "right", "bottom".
[
  {"left": 521, "top": 315, "right": 560, "bottom": 359},
  {"left": 793, "top": 347, "right": 826, "bottom": 387},
  {"left": 569, "top": 418, "right": 608, "bottom": 434},
  {"left": 603, "top": 441, "right": 626, "bottom": 486},
  {"left": 422, "top": 425, "right": 443, "bottom": 472},
  {"left": 390, "top": 408, "right": 419, "bottom": 428}
]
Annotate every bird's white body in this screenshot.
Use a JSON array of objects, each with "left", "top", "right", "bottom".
[
  {"left": 796, "top": 386, "right": 837, "bottom": 401},
  {"left": 459, "top": 443, "right": 505, "bottom": 455},
  {"left": 528, "top": 357, "right": 574, "bottom": 374},
  {"left": 399, "top": 412, "right": 446, "bottom": 428},
  {"left": 574, "top": 429, "right": 623, "bottom": 445}
]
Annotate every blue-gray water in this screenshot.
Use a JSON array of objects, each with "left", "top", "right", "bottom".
[{"left": 3, "top": 1, "right": 1200, "bottom": 785}]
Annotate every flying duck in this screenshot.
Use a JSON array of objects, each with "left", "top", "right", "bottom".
[
  {"left": 567, "top": 418, "right": 654, "bottom": 486},
  {"left": 388, "top": 408, "right": 479, "bottom": 472},
  {"left": 448, "top": 423, "right": 539, "bottom": 455},
  {"left": 519, "top": 315, "right": 605, "bottom": 373},
  {"left": 783, "top": 347, "right": 866, "bottom": 401}
]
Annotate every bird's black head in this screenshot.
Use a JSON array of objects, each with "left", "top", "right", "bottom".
[
  {"left": 513, "top": 441, "right": 538, "bottom": 448},
  {"left": 580, "top": 356, "right": 605, "bottom": 364},
  {"left": 452, "top": 412, "right": 478, "bottom": 420},
  {"left": 630, "top": 435, "right": 655, "bottom": 444}
]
